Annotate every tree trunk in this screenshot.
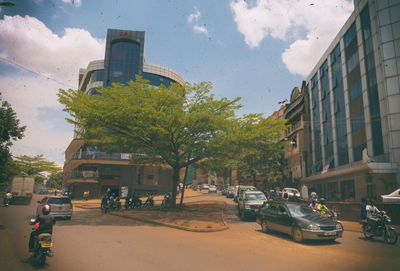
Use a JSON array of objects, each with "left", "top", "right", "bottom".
[
  {"left": 253, "top": 173, "right": 257, "bottom": 188},
  {"left": 179, "top": 165, "right": 189, "bottom": 206},
  {"left": 229, "top": 168, "right": 232, "bottom": 186},
  {"left": 171, "top": 166, "right": 180, "bottom": 207}
]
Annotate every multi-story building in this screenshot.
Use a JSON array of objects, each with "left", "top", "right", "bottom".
[
  {"left": 64, "top": 29, "right": 185, "bottom": 198},
  {"left": 284, "top": 82, "right": 312, "bottom": 186},
  {"left": 302, "top": 0, "right": 400, "bottom": 201}
]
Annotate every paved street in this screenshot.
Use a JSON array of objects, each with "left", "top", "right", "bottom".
[{"left": 1, "top": 193, "right": 399, "bottom": 271}]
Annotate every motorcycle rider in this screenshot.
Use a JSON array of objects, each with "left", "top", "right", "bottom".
[
  {"left": 317, "top": 198, "right": 328, "bottom": 215},
  {"left": 3, "top": 191, "right": 12, "bottom": 206},
  {"left": 366, "top": 200, "right": 380, "bottom": 229},
  {"left": 360, "top": 197, "right": 367, "bottom": 222},
  {"left": 309, "top": 199, "right": 319, "bottom": 210},
  {"left": 29, "top": 205, "right": 56, "bottom": 255}
]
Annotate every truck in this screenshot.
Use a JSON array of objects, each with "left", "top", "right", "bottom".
[{"left": 10, "top": 176, "right": 34, "bottom": 204}]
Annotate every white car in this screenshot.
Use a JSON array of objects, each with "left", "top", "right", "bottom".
[
  {"left": 381, "top": 188, "right": 400, "bottom": 203},
  {"left": 208, "top": 185, "right": 217, "bottom": 193},
  {"left": 282, "top": 188, "right": 301, "bottom": 198}
]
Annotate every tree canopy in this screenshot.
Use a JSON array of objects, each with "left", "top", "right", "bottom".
[
  {"left": 0, "top": 92, "right": 25, "bottom": 183},
  {"left": 58, "top": 78, "right": 241, "bottom": 205},
  {"left": 14, "top": 154, "right": 60, "bottom": 184}
]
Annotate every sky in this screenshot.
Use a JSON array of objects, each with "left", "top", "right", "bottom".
[{"left": 0, "top": 0, "right": 354, "bottom": 166}]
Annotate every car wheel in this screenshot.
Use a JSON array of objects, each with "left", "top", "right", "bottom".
[
  {"left": 261, "top": 219, "right": 269, "bottom": 233},
  {"left": 292, "top": 226, "right": 304, "bottom": 243}
]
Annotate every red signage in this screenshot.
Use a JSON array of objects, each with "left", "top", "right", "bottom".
[{"left": 120, "top": 30, "right": 132, "bottom": 37}]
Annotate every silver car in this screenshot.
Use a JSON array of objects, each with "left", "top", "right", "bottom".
[{"left": 36, "top": 196, "right": 73, "bottom": 220}]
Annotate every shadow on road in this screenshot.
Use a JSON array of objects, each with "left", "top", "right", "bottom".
[
  {"left": 21, "top": 256, "right": 50, "bottom": 270},
  {"left": 256, "top": 229, "right": 341, "bottom": 246}
]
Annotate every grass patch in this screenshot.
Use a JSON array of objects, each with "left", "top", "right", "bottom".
[
  {"left": 181, "top": 221, "right": 190, "bottom": 227},
  {"left": 207, "top": 225, "right": 212, "bottom": 229}
]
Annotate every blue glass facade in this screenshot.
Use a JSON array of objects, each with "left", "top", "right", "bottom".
[
  {"left": 89, "top": 69, "right": 104, "bottom": 85},
  {"left": 107, "top": 41, "right": 141, "bottom": 85},
  {"left": 360, "top": 5, "right": 384, "bottom": 156},
  {"left": 331, "top": 43, "right": 349, "bottom": 166},
  {"left": 320, "top": 61, "right": 334, "bottom": 168},
  {"left": 311, "top": 73, "right": 322, "bottom": 172},
  {"left": 344, "top": 23, "right": 366, "bottom": 162},
  {"left": 142, "top": 72, "right": 175, "bottom": 87}
]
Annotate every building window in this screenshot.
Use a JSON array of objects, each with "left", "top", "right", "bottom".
[
  {"left": 360, "top": 5, "right": 384, "bottom": 156},
  {"left": 341, "top": 180, "right": 355, "bottom": 200},
  {"left": 108, "top": 41, "right": 141, "bottom": 85}
]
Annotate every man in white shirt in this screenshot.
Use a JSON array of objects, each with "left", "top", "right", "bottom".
[{"left": 366, "top": 200, "right": 380, "bottom": 229}]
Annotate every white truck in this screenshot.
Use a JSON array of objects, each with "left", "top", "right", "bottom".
[{"left": 10, "top": 176, "right": 34, "bottom": 204}]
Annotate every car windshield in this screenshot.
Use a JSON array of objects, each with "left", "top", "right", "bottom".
[
  {"left": 285, "top": 189, "right": 298, "bottom": 194},
  {"left": 286, "top": 203, "right": 317, "bottom": 218},
  {"left": 245, "top": 193, "right": 266, "bottom": 201},
  {"left": 48, "top": 198, "right": 71, "bottom": 204}
]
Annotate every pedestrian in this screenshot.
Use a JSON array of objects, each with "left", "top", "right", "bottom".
[{"left": 360, "top": 197, "right": 367, "bottom": 222}]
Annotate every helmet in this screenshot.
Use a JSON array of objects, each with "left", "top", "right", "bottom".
[{"left": 42, "top": 204, "right": 51, "bottom": 214}]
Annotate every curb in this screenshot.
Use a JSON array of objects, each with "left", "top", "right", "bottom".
[{"left": 110, "top": 212, "right": 229, "bottom": 232}]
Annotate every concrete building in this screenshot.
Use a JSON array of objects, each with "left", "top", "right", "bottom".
[
  {"left": 283, "top": 83, "right": 312, "bottom": 187},
  {"left": 64, "top": 29, "right": 184, "bottom": 198},
  {"left": 302, "top": 0, "right": 400, "bottom": 201}
]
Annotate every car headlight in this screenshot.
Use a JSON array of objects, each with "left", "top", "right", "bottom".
[
  {"left": 336, "top": 223, "right": 342, "bottom": 230},
  {"left": 307, "top": 224, "right": 320, "bottom": 231}
]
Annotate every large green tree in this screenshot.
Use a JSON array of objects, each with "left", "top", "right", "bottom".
[
  {"left": 14, "top": 154, "right": 60, "bottom": 184},
  {"left": 58, "top": 78, "right": 241, "bottom": 205},
  {"left": 201, "top": 114, "right": 287, "bottom": 188},
  {"left": 46, "top": 169, "right": 64, "bottom": 189},
  {"left": 0, "top": 92, "right": 26, "bottom": 184}
]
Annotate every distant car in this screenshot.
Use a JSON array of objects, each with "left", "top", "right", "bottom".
[
  {"left": 208, "top": 185, "right": 217, "bottom": 193},
  {"left": 36, "top": 196, "right": 73, "bottom": 220},
  {"left": 381, "top": 188, "right": 400, "bottom": 203},
  {"left": 257, "top": 201, "right": 343, "bottom": 242},
  {"left": 226, "top": 186, "right": 235, "bottom": 198},
  {"left": 221, "top": 186, "right": 229, "bottom": 195},
  {"left": 235, "top": 186, "right": 257, "bottom": 202},
  {"left": 238, "top": 191, "right": 267, "bottom": 220},
  {"left": 201, "top": 184, "right": 209, "bottom": 191},
  {"left": 281, "top": 188, "right": 300, "bottom": 198}
]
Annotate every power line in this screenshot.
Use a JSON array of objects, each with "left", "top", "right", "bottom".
[{"left": 0, "top": 56, "right": 76, "bottom": 89}]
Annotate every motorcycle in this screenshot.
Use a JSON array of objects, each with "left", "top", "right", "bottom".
[
  {"left": 317, "top": 208, "right": 338, "bottom": 222},
  {"left": 29, "top": 218, "right": 53, "bottom": 266},
  {"left": 161, "top": 193, "right": 171, "bottom": 208},
  {"left": 143, "top": 194, "right": 154, "bottom": 208},
  {"left": 362, "top": 211, "right": 398, "bottom": 245},
  {"left": 3, "top": 197, "right": 10, "bottom": 207},
  {"left": 113, "top": 197, "right": 122, "bottom": 211}
]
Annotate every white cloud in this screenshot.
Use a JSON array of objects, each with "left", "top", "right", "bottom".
[
  {"left": 0, "top": 15, "right": 105, "bottom": 163},
  {"left": 187, "top": 7, "right": 209, "bottom": 36},
  {"left": 230, "top": 0, "right": 354, "bottom": 76},
  {"left": 62, "top": 0, "right": 82, "bottom": 7},
  {"left": 0, "top": 15, "right": 105, "bottom": 85}
]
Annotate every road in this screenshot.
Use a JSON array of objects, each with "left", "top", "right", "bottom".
[{"left": 0, "top": 193, "right": 399, "bottom": 271}]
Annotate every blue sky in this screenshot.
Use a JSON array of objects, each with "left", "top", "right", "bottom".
[{"left": 0, "top": 0, "right": 354, "bottom": 165}]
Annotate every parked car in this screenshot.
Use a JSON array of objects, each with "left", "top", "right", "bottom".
[
  {"left": 226, "top": 186, "right": 236, "bottom": 198},
  {"left": 256, "top": 201, "right": 343, "bottom": 242},
  {"left": 36, "top": 196, "right": 73, "bottom": 220},
  {"left": 281, "top": 188, "right": 301, "bottom": 198},
  {"left": 200, "top": 184, "right": 209, "bottom": 191},
  {"left": 208, "top": 185, "right": 217, "bottom": 193},
  {"left": 221, "top": 186, "right": 229, "bottom": 195},
  {"left": 381, "top": 188, "right": 400, "bottom": 203},
  {"left": 235, "top": 185, "right": 257, "bottom": 202},
  {"left": 238, "top": 191, "right": 267, "bottom": 220}
]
